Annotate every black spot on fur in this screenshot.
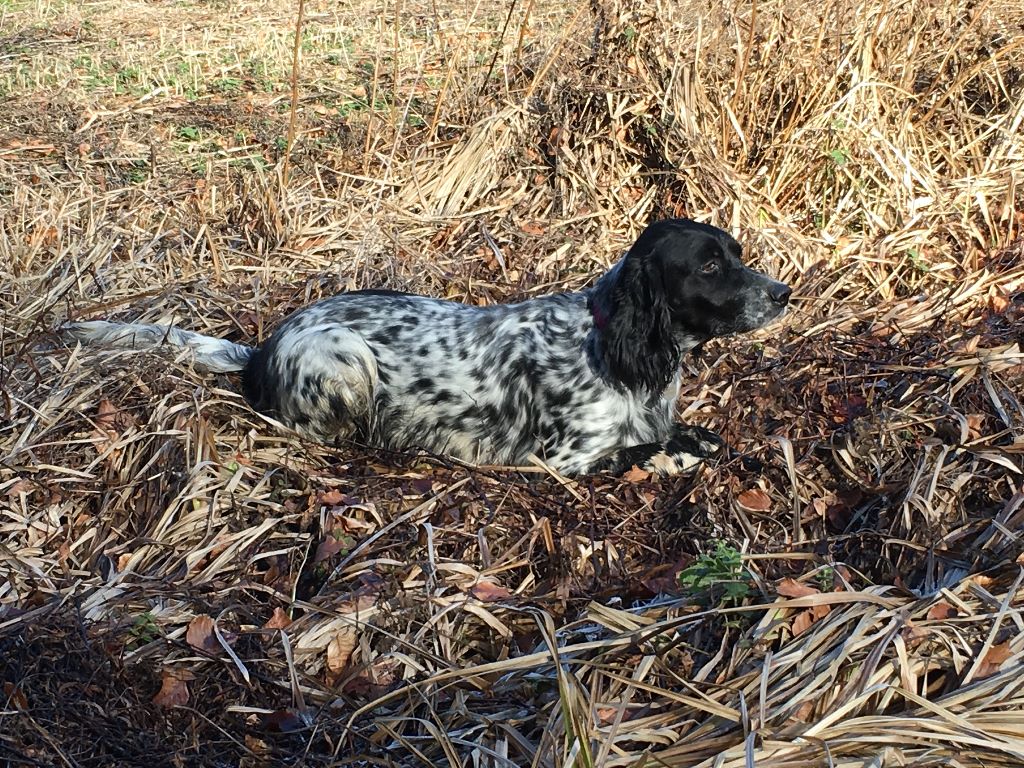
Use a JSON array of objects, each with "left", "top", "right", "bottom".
[
  {"left": 547, "top": 389, "right": 572, "bottom": 407},
  {"left": 431, "top": 389, "right": 454, "bottom": 404},
  {"left": 410, "top": 377, "right": 435, "bottom": 394}
]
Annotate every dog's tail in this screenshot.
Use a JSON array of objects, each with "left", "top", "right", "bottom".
[{"left": 63, "top": 320, "right": 253, "bottom": 373}]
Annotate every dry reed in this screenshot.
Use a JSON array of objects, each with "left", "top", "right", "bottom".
[{"left": 1, "top": 0, "right": 1023, "bottom": 764}]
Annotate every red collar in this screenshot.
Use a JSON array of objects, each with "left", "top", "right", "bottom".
[{"left": 591, "top": 303, "right": 609, "bottom": 330}]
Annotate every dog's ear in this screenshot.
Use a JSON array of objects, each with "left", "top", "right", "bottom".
[{"left": 601, "top": 241, "right": 679, "bottom": 392}]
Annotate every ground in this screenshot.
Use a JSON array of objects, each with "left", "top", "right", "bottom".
[{"left": 2, "top": 0, "right": 1024, "bottom": 765}]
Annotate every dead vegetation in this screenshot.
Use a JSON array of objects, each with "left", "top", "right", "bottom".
[{"left": 2, "top": 0, "right": 1024, "bottom": 765}]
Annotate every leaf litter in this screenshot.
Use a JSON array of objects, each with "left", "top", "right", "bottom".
[{"left": 2, "top": 0, "right": 1024, "bottom": 765}]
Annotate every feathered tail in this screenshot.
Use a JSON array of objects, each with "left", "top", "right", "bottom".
[{"left": 63, "top": 320, "right": 253, "bottom": 373}]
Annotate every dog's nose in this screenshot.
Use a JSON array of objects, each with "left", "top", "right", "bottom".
[{"left": 769, "top": 283, "right": 792, "bottom": 305}]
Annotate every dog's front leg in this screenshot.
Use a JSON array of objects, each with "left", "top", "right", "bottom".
[
  {"left": 595, "top": 424, "right": 724, "bottom": 476},
  {"left": 646, "top": 424, "right": 724, "bottom": 475}
]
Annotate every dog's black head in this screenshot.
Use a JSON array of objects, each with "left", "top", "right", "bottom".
[{"left": 592, "top": 218, "right": 791, "bottom": 392}]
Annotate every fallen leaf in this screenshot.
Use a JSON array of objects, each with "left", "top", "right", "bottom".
[
  {"left": 638, "top": 557, "right": 691, "bottom": 596},
  {"left": 186, "top": 615, "right": 220, "bottom": 653},
  {"left": 776, "top": 577, "right": 820, "bottom": 598},
  {"left": 976, "top": 640, "right": 1012, "bottom": 679},
  {"left": 263, "top": 607, "right": 292, "bottom": 630},
  {"left": 99, "top": 398, "right": 137, "bottom": 431},
  {"left": 970, "top": 573, "right": 995, "bottom": 589},
  {"left": 927, "top": 600, "right": 958, "bottom": 621},
  {"left": 470, "top": 580, "right": 511, "bottom": 602},
  {"left": 832, "top": 565, "right": 852, "bottom": 590},
  {"left": 6, "top": 479, "right": 33, "bottom": 498},
  {"left": 342, "top": 656, "right": 399, "bottom": 697},
  {"left": 244, "top": 734, "right": 270, "bottom": 757},
  {"left": 3, "top": 682, "right": 28, "bottom": 710},
  {"left": 901, "top": 622, "right": 929, "bottom": 648},
  {"left": 965, "top": 414, "right": 986, "bottom": 441},
  {"left": 314, "top": 536, "right": 346, "bottom": 563},
  {"left": 318, "top": 489, "right": 346, "bottom": 506},
  {"left": 791, "top": 603, "right": 831, "bottom": 636},
  {"left": 595, "top": 705, "right": 643, "bottom": 725},
  {"left": 792, "top": 610, "right": 815, "bottom": 636},
  {"left": 736, "top": 488, "right": 771, "bottom": 512},
  {"left": 261, "top": 707, "right": 314, "bottom": 733},
  {"left": 622, "top": 466, "right": 650, "bottom": 482},
  {"left": 152, "top": 669, "right": 191, "bottom": 708},
  {"left": 326, "top": 628, "right": 357, "bottom": 683},
  {"left": 96, "top": 398, "right": 119, "bottom": 430},
  {"left": 989, "top": 290, "right": 1009, "bottom": 313},
  {"left": 788, "top": 700, "right": 815, "bottom": 723}
]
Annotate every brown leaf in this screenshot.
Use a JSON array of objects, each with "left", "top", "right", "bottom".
[
  {"left": 832, "top": 565, "right": 852, "bottom": 590},
  {"left": 792, "top": 609, "right": 815, "bottom": 636},
  {"left": 152, "top": 670, "right": 191, "bottom": 708},
  {"left": 326, "top": 628, "right": 357, "bottom": 683},
  {"left": 341, "top": 656, "right": 399, "bottom": 697},
  {"left": 788, "top": 700, "right": 815, "bottom": 723},
  {"left": 520, "top": 222, "right": 546, "bottom": 236},
  {"left": 927, "top": 600, "right": 958, "bottom": 621},
  {"left": 989, "top": 290, "right": 1010, "bottom": 313},
  {"left": 96, "top": 398, "right": 136, "bottom": 431},
  {"left": 901, "top": 622, "right": 929, "bottom": 648},
  {"left": 965, "top": 414, "right": 986, "bottom": 441},
  {"left": 186, "top": 615, "right": 220, "bottom": 653},
  {"left": 260, "top": 707, "right": 314, "bottom": 733},
  {"left": 622, "top": 465, "right": 650, "bottom": 483},
  {"left": 791, "top": 603, "right": 831, "bottom": 636},
  {"left": 970, "top": 573, "right": 996, "bottom": 589},
  {"left": 736, "top": 488, "right": 771, "bottom": 512},
  {"left": 977, "top": 640, "right": 1013, "bottom": 679},
  {"left": 96, "top": 398, "right": 119, "bottom": 430},
  {"left": 244, "top": 734, "right": 270, "bottom": 757},
  {"left": 314, "top": 536, "right": 344, "bottom": 563},
  {"left": 318, "top": 489, "right": 346, "bottom": 506},
  {"left": 263, "top": 607, "right": 292, "bottom": 630},
  {"left": 638, "top": 557, "right": 691, "bottom": 596},
  {"left": 595, "top": 705, "right": 643, "bottom": 725},
  {"left": 469, "top": 580, "right": 511, "bottom": 602},
  {"left": 6, "top": 478, "right": 33, "bottom": 498},
  {"left": 3, "top": 682, "right": 28, "bottom": 710},
  {"left": 776, "top": 577, "right": 820, "bottom": 598}
]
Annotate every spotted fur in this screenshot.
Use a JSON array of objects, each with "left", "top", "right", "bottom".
[{"left": 64, "top": 219, "right": 790, "bottom": 475}]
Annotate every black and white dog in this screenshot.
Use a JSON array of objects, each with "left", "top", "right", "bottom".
[{"left": 65, "top": 219, "right": 790, "bottom": 475}]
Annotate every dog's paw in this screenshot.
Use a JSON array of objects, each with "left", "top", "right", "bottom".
[
  {"left": 667, "top": 425, "right": 725, "bottom": 457},
  {"left": 644, "top": 426, "right": 724, "bottom": 476}
]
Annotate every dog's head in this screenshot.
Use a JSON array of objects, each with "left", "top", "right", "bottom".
[{"left": 595, "top": 218, "right": 791, "bottom": 391}]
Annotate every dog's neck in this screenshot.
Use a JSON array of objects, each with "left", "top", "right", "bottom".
[{"left": 586, "top": 263, "right": 701, "bottom": 393}]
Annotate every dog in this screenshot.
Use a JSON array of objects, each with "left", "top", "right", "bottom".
[{"left": 64, "top": 219, "right": 790, "bottom": 475}]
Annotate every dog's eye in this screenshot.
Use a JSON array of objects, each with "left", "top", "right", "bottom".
[{"left": 700, "top": 261, "right": 719, "bottom": 274}]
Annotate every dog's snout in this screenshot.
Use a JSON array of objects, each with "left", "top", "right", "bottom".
[{"left": 769, "top": 283, "right": 792, "bottom": 305}]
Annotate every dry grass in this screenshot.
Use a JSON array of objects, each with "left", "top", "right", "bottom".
[{"left": 2, "top": 0, "right": 1024, "bottom": 764}]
